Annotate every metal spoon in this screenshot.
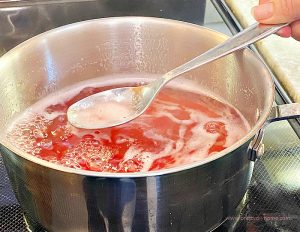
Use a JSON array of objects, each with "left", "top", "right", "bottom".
[{"left": 67, "top": 23, "right": 288, "bottom": 129}]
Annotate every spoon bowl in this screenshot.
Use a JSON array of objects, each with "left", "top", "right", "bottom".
[
  {"left": 67, "top": 23, "right": 288, "bottom": 129},
  {"left": 67, "top": 78, "right": 165, "bottom": 129}
]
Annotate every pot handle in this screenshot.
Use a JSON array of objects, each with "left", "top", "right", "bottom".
[
  {"left": 267, "top": 103, "right": 300, "bottom": 123},
  {"left": 248, "top": 103, "right": 300, "bottom": 161}
]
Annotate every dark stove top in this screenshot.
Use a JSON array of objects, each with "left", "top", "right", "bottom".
[
  {"left": 0, "top": 155, "right": 26, "bottom": 231},
  {"left": 0, "top": 0, "right": 300, "bottom": 231}
]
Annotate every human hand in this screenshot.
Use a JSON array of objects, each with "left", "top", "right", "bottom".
[{"left": 252, "top": 0, "right": 300, "bottom": 41}]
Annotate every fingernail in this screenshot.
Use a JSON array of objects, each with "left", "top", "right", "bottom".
[
  {"left": 251, "top": 3, "right": 274, "bottom": 20},
  {"left": 277, "top": 27, "right": 292, "bottom": 38}
]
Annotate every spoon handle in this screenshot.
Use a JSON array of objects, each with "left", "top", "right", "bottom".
[{"left": 163, "top": 22, "right": 289, "bottom": 81}]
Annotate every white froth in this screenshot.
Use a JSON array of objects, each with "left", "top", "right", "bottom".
[
  {"left": 154, "top": 111, "right": 193, "bottom": 125},
  {"left": 70, "top": 101, "right": 133, "bottom": 128}
]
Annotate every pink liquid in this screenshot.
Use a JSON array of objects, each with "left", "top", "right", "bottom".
[{"left": 5, "top": 78, "right": 250, "bottom": 172}]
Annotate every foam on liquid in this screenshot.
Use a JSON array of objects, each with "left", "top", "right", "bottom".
[{"left": 5, "top": 75, "right": 251, "bottom": 172}]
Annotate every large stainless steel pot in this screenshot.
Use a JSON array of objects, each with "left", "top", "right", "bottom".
[{"left": 0, "top": 17, "right": 299, "bottom": 232}]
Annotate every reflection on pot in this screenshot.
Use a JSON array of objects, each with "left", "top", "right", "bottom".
[{"left": 83, "top": 178, "right": 137, "bottom": 231}]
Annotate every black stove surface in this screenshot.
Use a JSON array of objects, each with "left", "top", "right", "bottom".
[
  {"left": 0, "top": 155, "right": 26, "bottom": 231},
  {"left": 217, "top": 123, "right": 300, "bottom": 232}
]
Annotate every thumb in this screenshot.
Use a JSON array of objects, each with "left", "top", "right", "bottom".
[{"left": 252, "top": 0, "right": 300, "bottom": 24}]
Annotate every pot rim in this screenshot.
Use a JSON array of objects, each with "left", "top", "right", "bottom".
[{"left": 0, "top": 16, "right": 275, "bottom": 178}]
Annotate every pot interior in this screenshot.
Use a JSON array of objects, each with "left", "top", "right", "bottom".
[{"left": 0, "top": 17, "right": 274, "bottom": 167}]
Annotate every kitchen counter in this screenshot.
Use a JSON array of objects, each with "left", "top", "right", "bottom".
[{"left": 226, "top": 0, "right": 300, "bottom": 103}]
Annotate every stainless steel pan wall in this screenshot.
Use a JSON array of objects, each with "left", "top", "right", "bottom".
[{"left": 1, "top": 143, "right": 253, "bottom": 232}]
